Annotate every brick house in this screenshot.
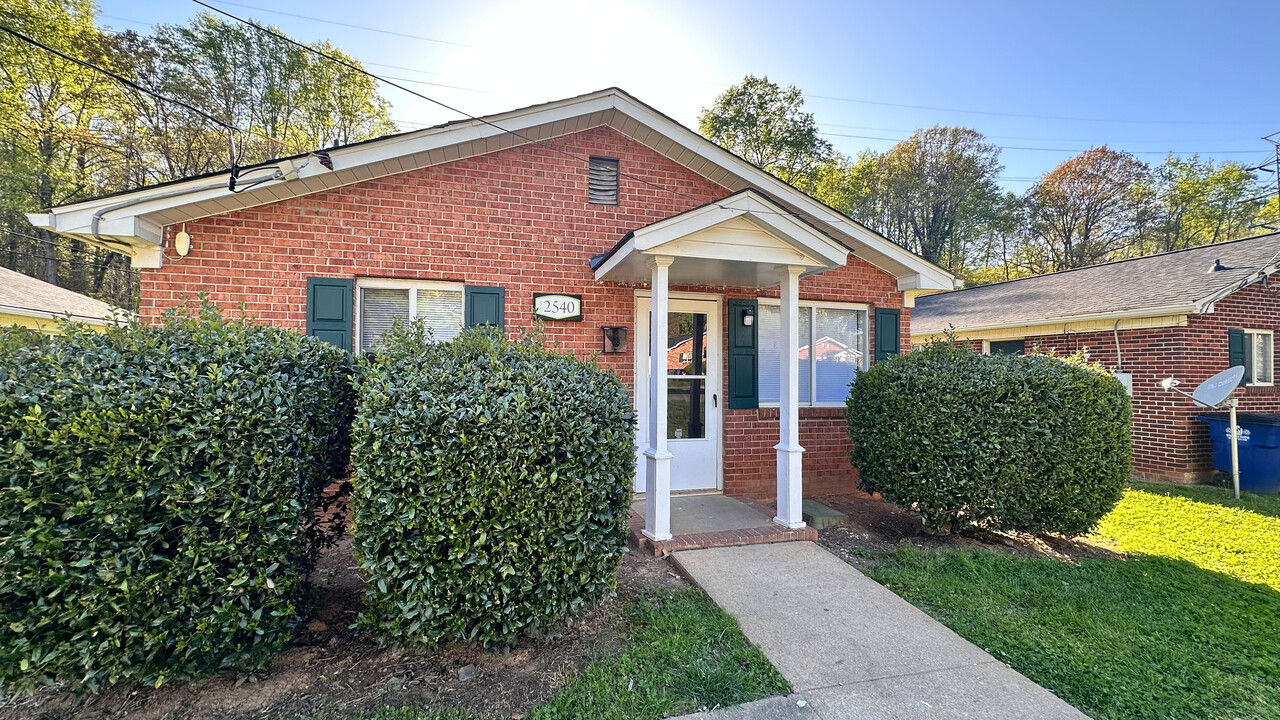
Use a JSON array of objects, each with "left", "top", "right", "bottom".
[
  {"left": 912, "top": 233, "right": 1280, "bottom": 483},
  {"left": 29, "top": 88, "right": 956, "bottom": 541}
]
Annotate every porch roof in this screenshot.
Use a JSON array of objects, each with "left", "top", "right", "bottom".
[{"left": 590, "top": 189, "right": 848, "bottom": 288}]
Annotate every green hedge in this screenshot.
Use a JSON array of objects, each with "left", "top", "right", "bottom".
[
  {"left": 0, "top": 306, "right": 355, "bottom": 692},
  {"left": 847, "top": 343, "right": 1130, "bottom": 535},
  {"left": 351, "top": 324, "right": 634, "bottom": 649}
]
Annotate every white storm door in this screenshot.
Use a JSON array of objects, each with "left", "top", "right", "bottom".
[{"left": 635, "top": 296, "right": 722, "bottom": 492}]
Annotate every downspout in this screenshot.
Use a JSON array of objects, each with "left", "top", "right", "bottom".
[{"left": 1112, "top": 319, "right": 1124, "bottom": 372}]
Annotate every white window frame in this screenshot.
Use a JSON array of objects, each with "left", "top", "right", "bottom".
[
  {"left": 354, "top": 278, "right": 464, "bottom": 353},
  {"left": 758, "top": 299, "right": 870, "bottom": 408},
  {"left": 1243, "top": 328, "right": 1275, "bottom": 387}
]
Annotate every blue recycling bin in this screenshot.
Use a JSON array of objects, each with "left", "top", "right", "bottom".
[{"left": 1197, "top": 413, "right": 1280, "bottom": 494}]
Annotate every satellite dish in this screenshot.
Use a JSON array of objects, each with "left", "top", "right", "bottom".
[{"left": 1191, "top": 365, "right": 1245, "bottom": 408}]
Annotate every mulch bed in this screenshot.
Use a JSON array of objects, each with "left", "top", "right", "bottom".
[
  {"left": 3, "top": 539, "right": 688, "bottom": 720},
  {"left": 808, "top": 490, "right": 1122, "bottom": 570}
]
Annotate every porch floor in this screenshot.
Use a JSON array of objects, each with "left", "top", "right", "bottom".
[{"left": 629, "top": 493, "right": 817, "bottom": 557}]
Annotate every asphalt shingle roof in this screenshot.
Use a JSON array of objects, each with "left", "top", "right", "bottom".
[
  {"left": 912, "top": 232, "right": 1280, "bottom": 335},
  {"left": 0, "top": 266, "right": 121, "bottom": 323}
]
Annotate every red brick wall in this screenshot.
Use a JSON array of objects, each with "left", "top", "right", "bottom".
[
  {"left": 138, "top": 126, "right": 909, "bottom": 500},
  {"left": 1025, "top": 282, "right": 1280, "bottom": 482}
]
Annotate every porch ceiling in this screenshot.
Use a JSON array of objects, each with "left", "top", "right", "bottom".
[{"left": 592, "top": 189, "right": 848, "bottom": 288}]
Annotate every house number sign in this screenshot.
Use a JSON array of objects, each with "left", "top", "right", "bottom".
[{"left": 532, "top": 294, "right": 583, "bottom": 321}]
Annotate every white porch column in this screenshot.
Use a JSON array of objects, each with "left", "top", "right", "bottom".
[
  {"left": 643, "top": 256, "right": 675, "bottom": 541},
  {"left": 775, "top": 264, "right": 806, "bottom": 528}
]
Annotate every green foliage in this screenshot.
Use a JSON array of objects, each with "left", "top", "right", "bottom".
[
  {"left": 1093, "top": 487, "right": 1280, "bottom": 590},
  {"left": 698, "top": 75, "right": 833, "bottom": 189},
  {"left": 847, "top": 342, "right": 1131, "bottom": 534},
  {"left": 529, "top": 589, "right": 789, "bottom": 720},
  {"left": 351, "top": 324, "right": 635, "bottom": 649},
  {"left": 868, "top": 546, "right": 1280, "bottom": 720},
  {"left": 0, "top": 304, "right": 356, "bottom": 693}
]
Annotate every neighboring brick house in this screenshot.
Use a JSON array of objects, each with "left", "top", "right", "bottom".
[
  {"left": 29, "top": 88, "right": 956, "bottom": 541},
  {"left": 912, "top": 233, "right": 1280, "bottom": 483}
]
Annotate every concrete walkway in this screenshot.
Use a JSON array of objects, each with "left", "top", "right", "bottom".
[{"left": 670, "top": 542, "right": 1089, "bottom": 720}]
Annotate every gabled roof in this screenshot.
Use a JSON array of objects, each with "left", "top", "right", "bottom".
[
  {"left": 27, "top": 88, "right": 955, "bottom": 292},
  {"left": 912, "top": 232, "right": 1280, "bottom": 336},
  {"left": 0, "top": 266, "right": 122, "bottom": 326}
]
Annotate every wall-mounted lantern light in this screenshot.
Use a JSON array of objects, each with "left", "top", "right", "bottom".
[
  {"left": 601, "top": 326, "right": 628, "bottom": 354},
  {"left": 741, "top": 305, "right": 755, "bottom": 327}
]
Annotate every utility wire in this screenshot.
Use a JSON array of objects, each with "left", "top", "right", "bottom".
[
  {"left": 193, "top": 0, "right": 728, "bottom": 212},
  {"left": 204, "top": 0, "right": 469, "bottom": 47},
  {"left": 0, "top": 24, "right": 238, "bottom": 132},
  {"left": 807, "top": 93, "right": 1275, "bottom": 126},
  {"left": 818, "top": 131, "right": 1263, "bottom": 156}
]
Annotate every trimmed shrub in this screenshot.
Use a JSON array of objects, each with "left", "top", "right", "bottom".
[
  {"left": 847, "top": 343, "right": 1130, "bottom": 535},
  {"left": 0, "top": 306, "right": 355, "bottom": 693},
  {"left": 351, "top": 323, "right": 634, "bottom": 649}
]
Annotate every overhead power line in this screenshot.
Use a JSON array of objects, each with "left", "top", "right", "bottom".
[
  {"left": 0, "top": 24, "right": 237, "bottom": 132},
  {"left": 192, "top": 0, "right": 730, "bottom": 211},
  {"left": 203, "top": 0, "right": 469, "bottom": 47},
  {"left": 818, "top": 131, "right": 1263, "bottom": 156},
  {"left": 807, "top": 93, "right": 1274, "bottom": 127}
]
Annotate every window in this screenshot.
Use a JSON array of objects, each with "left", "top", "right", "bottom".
[
  {"left": 758, "top": 302, "right": 867, "bottom": 406},
  {"left": 356, "top": 280, "right": 464, "bottom": 352},
  {"left": 987, "top": 339, "right": 1025, "bottom": 355},
  {"left": 588, "top": 157, "right": 619, "bottom": 205},
  {"left": 1243, "top": 329, "right": 1274, "bottom": 386}
]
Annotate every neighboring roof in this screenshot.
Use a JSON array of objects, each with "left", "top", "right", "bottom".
[
  {"left": 913, "top": 232, "right": 1280, "bottom": 336},
  {"left": 27, "top": 88, "right": 956, "bottom": 292},
  {"left": 0, "top": 266, "right": 122, "bottom": 325}
]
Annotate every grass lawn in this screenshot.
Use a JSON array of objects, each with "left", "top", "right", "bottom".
[
  {"left": 865, "top": 485, "right": 1280, "bottom": 720},
  {"left": 344, "top": 588, "right": 787, "bottom": 720}
]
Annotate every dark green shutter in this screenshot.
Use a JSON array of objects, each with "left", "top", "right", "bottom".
[
  {"left": 874, "top": 307, "right": 901, "bottom": 364},
  {"left": 464, "top": 285, "right": 505, "bottom": 328},
  {"left": 306, "top": 277, "right": 353, "bottom": 351},
  {"left": 1228, "top": 328, "right": 1246, "bottom": 368},
  {"left": 727, "top": 299, "right": 758, "bottom": 409}
]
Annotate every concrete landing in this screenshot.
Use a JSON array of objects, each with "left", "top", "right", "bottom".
[
  {"left": 670, "top": 542, "right": 1089, "bottom": 720},
  {"left": 802, "top": 499, "right": 849, "bottom": 529},
  {"left": 629, "top": 494, "right": 817, "bottom": 556}
]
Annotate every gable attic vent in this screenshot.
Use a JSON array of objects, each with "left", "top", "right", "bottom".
[{"left": 588, "top": 157, "right": 620, "bottom": 205}]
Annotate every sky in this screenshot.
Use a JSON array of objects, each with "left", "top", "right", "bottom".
[{"left": 96, "top": 0, "right": 1280, "bottom": 193}]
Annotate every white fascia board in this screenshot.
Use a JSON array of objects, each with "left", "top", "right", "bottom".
[
  {"left": 629, "top": 192, "right": 846, "bottom": 268},
  {"left": 593, "top": 237, "right": 637, "bottom": 281},
  {"left": 914, "top": 303, "right": 1203, "bottom": 337},
  {"left": 609, "top": 95, "right": 957, "bottom": 290}
]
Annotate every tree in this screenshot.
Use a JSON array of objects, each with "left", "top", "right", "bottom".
[
  {"left": 1024, "top": 147, "right": 1150, "bottom": 271},
  {"left": 0, "top": 4, "right": 396, "bottom": 308},
  {"left": 833, "top": 126, "right": 1004, "bottom": 271},
  {"left": 0, "top": 0, "right": 122, "bottom": 285},
  {"left": 1138, "top": 155, "right": 1264, "bottom": 254},
  {"left": 699, "top": 75, "right": 832, "bottom": 189}
]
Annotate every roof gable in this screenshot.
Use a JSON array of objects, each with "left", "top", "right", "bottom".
[
  {"left": 28, "top": 88, "right": 954, "bottom": 290},
  {"left": 913, "top": 232, "right": 1280, "bottom": 335}
]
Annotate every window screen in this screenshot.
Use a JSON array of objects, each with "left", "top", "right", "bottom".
[
  {"left": 588, "top": 157, "right": 619, "bottom": 205},
  {"left": 1245, "top": 331, "right": 1274, "bottom": 385}
]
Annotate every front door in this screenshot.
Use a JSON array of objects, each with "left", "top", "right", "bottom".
[{"left": 635, "top": 296, "right": 722, "bottom": 492}]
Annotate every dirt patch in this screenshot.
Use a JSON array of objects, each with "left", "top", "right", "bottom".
[
  {"left": 3, "top": 539, "right": 687, "bottom": 720},
  {"left": 810, "top": 491, "right": 1123, "bottom": 571}
]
